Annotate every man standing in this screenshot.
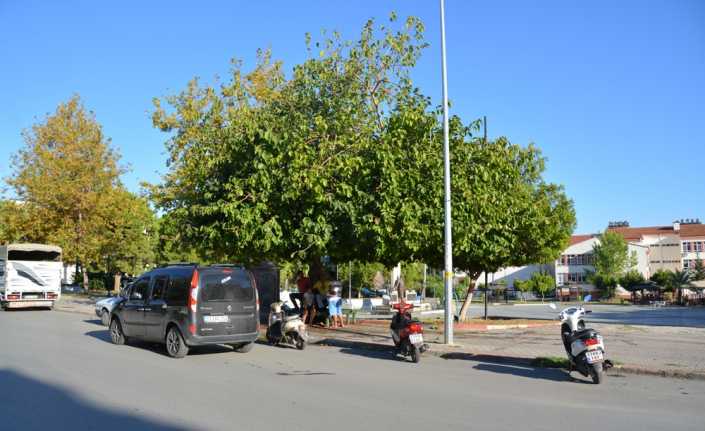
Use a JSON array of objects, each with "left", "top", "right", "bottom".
[{"left": 290, "top": 271, "right": 311, "bottom": 313}]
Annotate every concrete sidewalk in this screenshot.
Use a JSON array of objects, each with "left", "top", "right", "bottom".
[{"left": 308, "top": 321, "right": 705, "bottom": 380}]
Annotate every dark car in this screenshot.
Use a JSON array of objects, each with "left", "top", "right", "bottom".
[{"left": 109, "top": 264, "right": 259, "bottom": 358}]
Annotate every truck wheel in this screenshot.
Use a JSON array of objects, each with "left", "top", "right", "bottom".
[
  {"left": 233, "top": 342, "right": 254, "bottom": 353},
  {"left": 101, "top": 309, "right": 111, "bottom": 326},
  {"left": 110, "top": 318, "right": 127, "bottom": 345},
  {"left": 590, "top": 362, "right": 605, "bottom": 384},
  {"left": 166, "top": 326, "right": 189, "bottom": 358}
]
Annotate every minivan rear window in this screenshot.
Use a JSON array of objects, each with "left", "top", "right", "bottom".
[{"left": 201, "top": 270, "right": 253, "bottom": 302}]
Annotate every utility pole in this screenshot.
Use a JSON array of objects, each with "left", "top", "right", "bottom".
[
  {"left": 440, "top": 0, "right": 454, "bottom": 345},
  {"left": 483, "top": 116, "right": 488, "bottom": 320},
  {"left": 422, "top": 264, "right": 427, "bottom": 299},
  {"left": 484, "top": 272, "right": 489, "bottom": 320}
]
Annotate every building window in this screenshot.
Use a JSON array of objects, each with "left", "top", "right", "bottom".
[
  {"left": 567, "top": 272, "right": 587, "bottom": 284},
  {"left": 695, "top": 242, "right": 703, "bottom": 252}
]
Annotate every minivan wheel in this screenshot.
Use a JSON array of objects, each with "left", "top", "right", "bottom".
[
  {"left": 100, "top": 309, "right": 111, "bottom": 326},
  {"left": 233, "top": 342, "right": 253, "bottom": 353},
  {"left": 110, "top": 318, "right": 126, "bottom": 345},
  {"left": 166, "top": 327, "right": 189, "bottom": 359}
]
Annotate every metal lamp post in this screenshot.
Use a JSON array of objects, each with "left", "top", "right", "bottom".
[{"left": 440, "top": 0, "right": 454, "bottom": 345}]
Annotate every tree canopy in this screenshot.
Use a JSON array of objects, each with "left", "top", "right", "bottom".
[
  {"left": 590, "top": 230, "right": 636, "bottom": 297},
  {"left": 150, "top": 15, "right": 575, "bottom": 301}
]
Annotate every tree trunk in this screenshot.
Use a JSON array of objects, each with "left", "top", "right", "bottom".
[
  {"left": 458, "top": 275, "right": 478, "bottom": 322},
  {"left": 308, "top": 257, "right": 326, "bottom": 290},
  {"left": 82, "top": 271, "right": 89, "bottom": 292},
  {"left": 113, "top": 273, "right": 122, "bottom": 294}
]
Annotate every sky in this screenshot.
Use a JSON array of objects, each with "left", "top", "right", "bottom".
[{"left": 1, "top": 0, "right": 703, "bottom": 234}]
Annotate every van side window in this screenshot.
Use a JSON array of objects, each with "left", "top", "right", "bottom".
[
  {"left": 130, "top": 278, "right": 150, "bottom": 301},
  {"left": 151, "top": 276, "right": 168, "bottom": 300},
  {"left": 165, "top": 275, "right": 189, "bottom": 306}
]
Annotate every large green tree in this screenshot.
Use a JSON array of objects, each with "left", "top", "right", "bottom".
[
  {"left": 150, "top": 15, "right": 428, "bottom": 276},
  {"left": 150, "top": 15, "right": 574, "bottom": 314},
  {"left": 451, "top": 135, "right": 575, "bottom": 321}
]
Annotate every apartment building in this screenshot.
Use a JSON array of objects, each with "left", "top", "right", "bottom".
[
  {"left": 554, "top": 234, "right": 649, "bottom": 294},
  {"left": 608, "top": 219, "right": 705, "bottom": 273},
  {"left": 476, "top": 219, "right": 703, "bottom": 296}
]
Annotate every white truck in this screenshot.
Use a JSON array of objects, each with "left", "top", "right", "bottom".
[{"left": 0, "top": 243, "right": 62, "bottom": 310}]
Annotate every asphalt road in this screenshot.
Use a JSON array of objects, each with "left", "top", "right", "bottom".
[
  {"left": 1, "top": 310, "right": 704, "bottom": 431},
  {"left": 463, "top": 303, "right": 705, "bottom": 328}
]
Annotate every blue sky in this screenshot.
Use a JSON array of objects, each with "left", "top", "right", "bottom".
[{"left": 1, "top": 0, "right": 703, "bottom": 234}]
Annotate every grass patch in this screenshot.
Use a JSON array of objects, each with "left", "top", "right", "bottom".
[{"left": 531, "top": 356, "right": 569, "bottom": 369}]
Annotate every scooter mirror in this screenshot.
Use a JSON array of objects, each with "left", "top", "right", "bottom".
[{"left": 548, "top": 303, "right": 557, "bottom": 310}]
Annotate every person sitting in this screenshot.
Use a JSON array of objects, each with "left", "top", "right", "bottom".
[{"left": 289, "top": 270, "right": 311, "bottom": 313}]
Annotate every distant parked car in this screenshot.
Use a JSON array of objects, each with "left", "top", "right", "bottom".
[
  {"left": 95, "top": 284, "right": 131, "bottom": 326},
  {"left": 61, "top": 284, "right": 82, "bottom": 294},
  {"left": 109, "top": 264, "right": 259, "bottom": 358}
]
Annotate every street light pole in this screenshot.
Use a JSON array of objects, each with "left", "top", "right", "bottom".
[{"left": 440, "top": 0, "right": 454, "bottom": 345}]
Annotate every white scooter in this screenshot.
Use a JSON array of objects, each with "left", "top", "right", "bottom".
[
  {"left": 550, "top": 304, "right": 612, "bottom": 384},
  {"left": 266, "top": 301, "right": 307, "bottom": 350}
]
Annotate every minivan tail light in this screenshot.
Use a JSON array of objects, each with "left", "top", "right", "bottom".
[{"left": 188, "top": 269, "right": 199, "bottom": 313}]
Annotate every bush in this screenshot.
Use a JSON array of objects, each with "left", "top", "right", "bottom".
[{"left": 88, "top": 278, "right": 105, "bottom": 291}]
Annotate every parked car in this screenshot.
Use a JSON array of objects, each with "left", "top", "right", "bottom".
[
  {"left": 95, "top": 284, "right": 131, "bottom": 326},
  {"left": 109, "top": 264, "right": 259, "bottom": 358}
]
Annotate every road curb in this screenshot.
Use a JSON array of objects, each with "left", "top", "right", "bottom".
[{"left": 611, "top": 365, "right": 705, "bottom": 381}]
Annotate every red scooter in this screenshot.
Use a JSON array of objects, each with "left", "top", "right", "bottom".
[{"left": 390, "top": 302, "right": 428, "bottom": 363}]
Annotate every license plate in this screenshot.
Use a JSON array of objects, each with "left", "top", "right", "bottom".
[
  {"left": 204, "top": 315, "right": 229, "bottom": 323},
  {"left": 409, "top": 333, "right": 423, "bottom": 344},
  {"left": 586, "top": 350, "right": 603, "bottom": 364},
  {"left": 24, "top": 295, "right": 38, "bottom": 299}
]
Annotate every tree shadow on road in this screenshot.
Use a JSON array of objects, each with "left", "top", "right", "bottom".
[
  {"left": 315, "top": 338, "right": 407, "bottom": 362},
  {"left": 0, "top": 369, "right": 187, "bottom": 430},
  {"left": 440, "top": 352, "right": 588, "bottom": 383}
]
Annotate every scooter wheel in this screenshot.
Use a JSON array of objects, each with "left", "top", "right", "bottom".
[
  {"left": 590, "top": 363, "right": 605, "bottom": 384},
  {"left": 410, "top": 345, "right": 421, "bottom": 363},
  {"left": 295, "top": 335, "right": 306, "bottom": 350}
]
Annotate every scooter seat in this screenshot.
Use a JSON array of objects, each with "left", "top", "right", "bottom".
[{"left": 569, "top": 328, "right": 598, "bottom": 342}]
